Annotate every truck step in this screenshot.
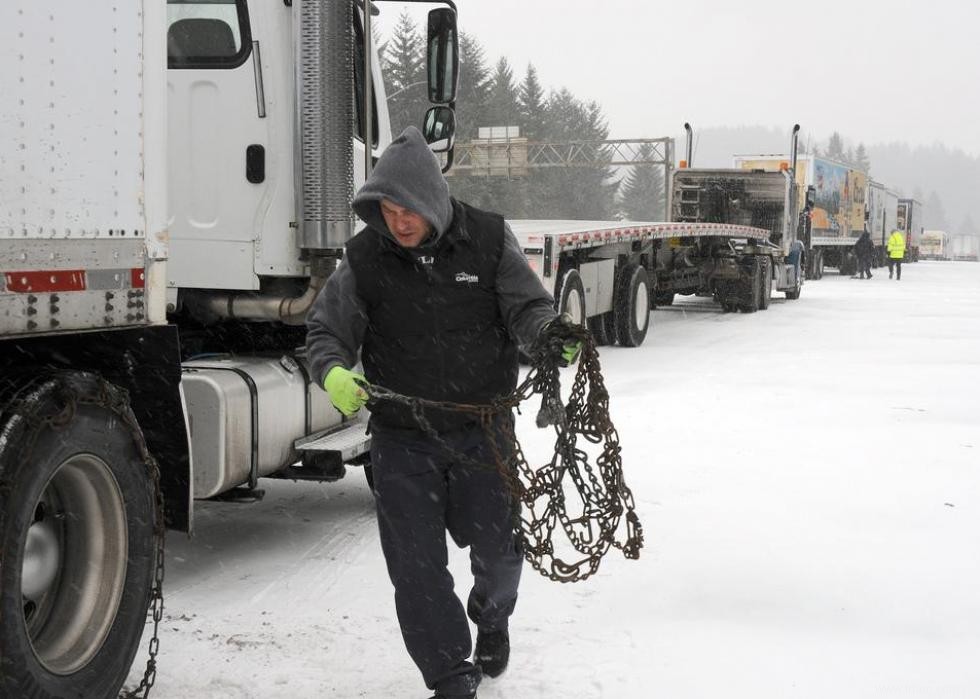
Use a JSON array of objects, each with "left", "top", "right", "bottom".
[{"left": 294, "top": 420, "right": 371, "bottom": 462}]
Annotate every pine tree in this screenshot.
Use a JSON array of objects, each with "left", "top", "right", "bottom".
[
  {"left": 925, "top": 191, "right": 948, "bottom": 230},
  {"left": 854, "top": 143, "right": 871, "bottom": 173},
  {"left": 383, "top": 11, "right": 425, "bottom": 136},
  {"left": 959, "top": 215, "right": 978, "bottom": 236},
  {"left": 619, "top": 143, "right": 665, "bottom": 221},
  {"left": 455, "top": 31, "right": 491, "bottom": 140},
  {"left": 826, "top": 132, "right": 845, "bottom": 162},
  {"left": 485, "top": 57, "right": 520, "bottom": 128},
  {"left": 447, "top": 32, "right": 494, "bottom": 207},
  {"left": 518, "top": 65, "right": 547, "bottom": 141}
]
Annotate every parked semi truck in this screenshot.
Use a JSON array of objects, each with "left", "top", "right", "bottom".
[
  {"left": 866, "top": 180, "right": 900, "bottom": 265},
  {"left": 920, "top": 230, "right": 950, "bottom": 260},
  {"left": 0, "top": 1, "right": 458, "bottom": 696},
  {"left": 735, "top": 153, "right": 869, "bottom": 278},
  {"left": 896, "top": 198, "right": 925, "bottom": 262},
  {"left": 949, "top": 234, "right": 980, "bottom": 261},
  {"left": 511, "top": 125, "right": 806, "bottom": 346}
]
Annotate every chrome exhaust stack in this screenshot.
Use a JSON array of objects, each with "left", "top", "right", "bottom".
[
  {"left": 683, "top": 122, "right": 694, "bottom": 167},
  {"left": 790, "top": 124, "right": 800, "bottom": 179},
  {"left": 295, "top": 0, "right": 355, "bottom": 250}
]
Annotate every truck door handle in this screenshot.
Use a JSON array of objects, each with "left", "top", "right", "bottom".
[{"left": 246, "top": 145, "right": 265, "bottom": 184}]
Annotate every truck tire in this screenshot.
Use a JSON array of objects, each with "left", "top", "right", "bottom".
[
  {"left": 614, "top": 263, "right": 651, "bottom": 347},
  {"left": 737, "top": 257, "right": 761, "bottom": 313},
  {"left": 785, "top": 259, "right": 803, "bottom": 300},
  {"left": 0, "top": 375, "right": 156, "bottom": 699},
  {"left": 759, "top": 256, "right": 773, "bottom": 310},
  {"left": 556, "top": 268, "right": 587, "bottom": 327},
  {"left": 588, "top": 312, "right": 616, "bottom": 346}
]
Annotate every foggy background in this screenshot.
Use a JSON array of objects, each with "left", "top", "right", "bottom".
[{"left": 376, "top": 0, "right": 980, "bottom": 233}]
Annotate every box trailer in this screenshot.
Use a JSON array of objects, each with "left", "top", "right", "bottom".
[
  {"left": 920, "top": 231, "right": 950, "bottom": 260},
  {"left": 734, "top": 154, "right": 869, "bottom": 278},
  {"left": 0, "top": 1, "right": 459, "bottom": 696},
  {"left": 896, "top": 198, "right": 925, "bottom": 262}
]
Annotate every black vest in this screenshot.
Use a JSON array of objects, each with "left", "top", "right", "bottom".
[{"left": 346, "top": 201, "right": 519, "bottom": 431}]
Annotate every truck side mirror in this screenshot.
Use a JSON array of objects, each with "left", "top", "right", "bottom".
[
  {"left": 805, "top": 185, "right": 816, "bottom": 209},
  {"left": 423, "top": 106, "right": 456, "bottom": 153},
  {"left": 427, "top": 8, "right": 458, "bottom": 104}
]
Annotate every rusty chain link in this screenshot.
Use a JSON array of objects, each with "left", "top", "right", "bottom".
[{"left": 364, "top": 319, "right": 644, "bottom": 583}]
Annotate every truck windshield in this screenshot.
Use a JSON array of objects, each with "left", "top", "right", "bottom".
[{"left": 167, "top": 0, "right": 252, "bottom": 69}]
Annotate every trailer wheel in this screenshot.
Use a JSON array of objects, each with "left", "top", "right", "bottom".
[
  {"left": 588, "top": 312, "right": 616, "bottom": 346},
  {"left": 786, "top": 259, "right": 804, "bottom": 300},
  {"left": 556, "top": 268, "right": 587, "bottom": 327},
  {"left": 614, "top": 263, "right": 651, "bottom": 347},
  {"left": 758, "top": 256, "right": 773, "bottom": 310},
  {"left": 737, "top": 258, "right": 761, "bottom": 313},
  {"left": 0, "top": 377, "right": 155, "bottom": 699}
]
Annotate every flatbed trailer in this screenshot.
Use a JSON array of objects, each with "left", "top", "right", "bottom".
[{"left": 512, "top": 214, "right": 802, "bottom": 348}]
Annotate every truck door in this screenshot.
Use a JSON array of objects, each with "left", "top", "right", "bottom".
[{"left": 167, "top": 0, "right": 268, "bottom": 291}]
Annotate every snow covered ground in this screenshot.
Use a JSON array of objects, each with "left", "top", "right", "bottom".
[{"left": 128, "top": 261, "right": 980, "bottom": 699}]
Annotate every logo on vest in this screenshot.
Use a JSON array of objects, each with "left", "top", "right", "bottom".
[{"left": 455, "top": 272, "right": 480, "bottom": 284}]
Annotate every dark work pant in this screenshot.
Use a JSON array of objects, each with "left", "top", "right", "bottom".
[
  {"left": 370, "top": 419, "right": 523, "bottom": 695},
  {"left": 888, "top": 257, "right": 902, "bottom": 279},
  {"left": 858, "top": 256, "right": 872, "bottom": 278}
]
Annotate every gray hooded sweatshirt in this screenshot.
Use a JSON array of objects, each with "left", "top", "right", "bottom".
[{"left": 306, "top": 126, "right": 556, "bottom": 386}]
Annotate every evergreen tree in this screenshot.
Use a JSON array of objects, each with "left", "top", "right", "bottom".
[
  {"left": 854, "top": 143, "right": 871, "bottom": 173},
  {"left": 533, "top": 91, "right": 618, "bottom": 219},
  {"left": 383, "top": 11, "right": 426, "bottom": 136},
  {"left": 485, "top": 57, "right": 520, "bottom": 128},
  {"left": 826, "top": 132, "right": 846, "bottom": 161},
  {"left": 454, "top": 31, "right": 492, "bottom": 140},
  {"left": 925, "top": 191, "right": 948, "bottom": 230},
  {"left": 619, "top": 143, "right": 665, "bottom": 221},
  {"left": 959, "top": 214, "right": 978, "bottom": 236},
  {"left": 446, "top": 32, "right": 494, "bottom": 207},
  {"left": 517, "top": 64, "right": 547, "bottom": 141}
]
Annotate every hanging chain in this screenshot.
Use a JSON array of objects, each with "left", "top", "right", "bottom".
[{"left": 364, "top": 319, "right": 644, "bottom": 583}]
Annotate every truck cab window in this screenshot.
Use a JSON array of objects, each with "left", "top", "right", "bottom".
[
  {"left": 353, "top": 11, "right": 380, "bottom": 147},
  {"left": 167, "top": 0, "right": 252, "bottom": 69}
]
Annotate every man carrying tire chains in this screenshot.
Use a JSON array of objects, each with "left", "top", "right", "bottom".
[{"left": 306, "top": 126, "right": 581, "bottom": 699}]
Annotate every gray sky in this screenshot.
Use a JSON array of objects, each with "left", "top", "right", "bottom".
[{"left": 379, "top": 0, "right": 980, "bottom": 156}]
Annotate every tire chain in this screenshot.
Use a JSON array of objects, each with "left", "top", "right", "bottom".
[
  {"left": 364, "top": 319, "right": 644, "bottom": 583},
  {"left": 0, "top": 372, "right": 165, "bottom": 698}
]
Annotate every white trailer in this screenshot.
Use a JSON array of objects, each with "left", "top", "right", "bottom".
[
  {"left": 512, "top": 198, "right": 804, "bottom": 347},
  {"left": 920, "top": 230, "right": 950, "bottom": 260},
  {"left": 897, "top": 198, "right": 925, "bottom": 262},
  {"left": 0, "top": 1, "right": 459, "bottom": 696},
  {"left": 734, "top": 153, "right": 870, "bottom": 278},
  {"left": 949, "top": 234, "right": 980, "bottom": 261},
  {"left": 866, "top": 181, "right": 900, "bottom": 264}
]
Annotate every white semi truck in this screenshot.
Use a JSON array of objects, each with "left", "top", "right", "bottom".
[
  {"left": 0, "top": 1, "right": 458, "bottom": 696},
  {"left": 734, "top": 153, "right": 871, "bottom": 278},
  {"left": 866, "top": 180, "right": 900, "bottom": 265}
]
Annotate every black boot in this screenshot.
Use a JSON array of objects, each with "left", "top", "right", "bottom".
[{"left": 475, "top": 628, "right": 510, "bottom": 678}]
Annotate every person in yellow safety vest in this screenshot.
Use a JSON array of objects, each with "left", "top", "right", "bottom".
[{"left": 886, "top": 229, "right": 906, "bottom": 280}]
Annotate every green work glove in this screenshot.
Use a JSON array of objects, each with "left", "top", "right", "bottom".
[
  {"left": 561, "top": 340, "right": 583, "bottom": 367},
  {"left": 324, "top": 366, "right": 369, "bottom": 416}
]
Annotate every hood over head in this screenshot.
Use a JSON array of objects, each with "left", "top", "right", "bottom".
[{"left": 352, "top": 126, "right": 453, "bottom": 246}]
